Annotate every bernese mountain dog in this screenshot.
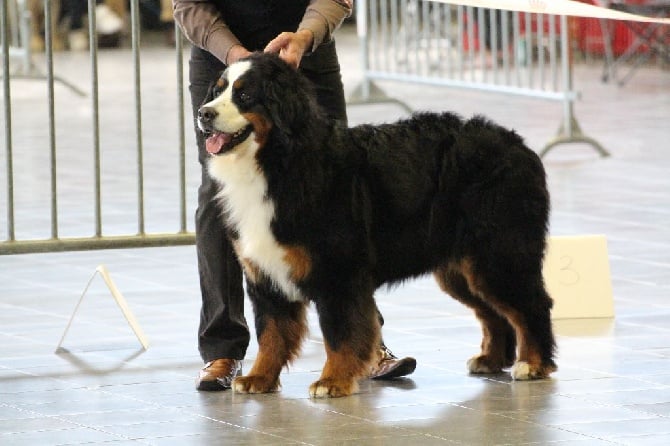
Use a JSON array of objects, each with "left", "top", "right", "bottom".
[{"left": 197, "top": 52, "right": 556, "bottom": 398}]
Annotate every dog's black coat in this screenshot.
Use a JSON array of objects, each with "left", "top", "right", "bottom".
[{"left": 199, "top": 53, "right": 556, "bottom": 397}]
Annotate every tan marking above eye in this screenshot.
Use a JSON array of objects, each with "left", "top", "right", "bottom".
[{"left": 233, "top": 79, "right": 245, "bottom": 90}]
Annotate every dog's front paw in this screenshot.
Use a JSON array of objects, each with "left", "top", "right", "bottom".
[
  {"left": 309, "top": 378, "right": 359, "bottom": 398},
  {"left": 233, "top": 375, "right": 280, "bottom": 393},
  {"left": 510, "top": 360, "right": 557, "bottom": 380},
  {"left": 467, "top": 355, "right": 505, "bottom": 374}
]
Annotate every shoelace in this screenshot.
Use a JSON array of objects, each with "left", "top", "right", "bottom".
[{"left": 379, "top": 344, "right": 398, "bottom": 362}]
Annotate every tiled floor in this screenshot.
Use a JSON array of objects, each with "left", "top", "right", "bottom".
[{"left": 1, "top": 24, "right": 670, "bottom": 445}]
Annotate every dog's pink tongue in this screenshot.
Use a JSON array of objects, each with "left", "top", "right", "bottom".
[{"left": 206, "top": 132, "right": 231, "bottom": 154}]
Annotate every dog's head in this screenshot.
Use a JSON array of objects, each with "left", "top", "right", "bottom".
[{"left": 197, "top": 52, "right": 315, "bottom": 157}]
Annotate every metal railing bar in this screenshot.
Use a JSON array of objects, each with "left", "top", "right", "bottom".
[
  {"left": 2, "top": 0, "right": 15, "bottom": 241},
  {"left": 175, "top": 25, "right": 188, "bottom": 233},
  {"left": 45, "top": 0, "right": 59, "bottom": 239},
  {"left": 88, "top": 0, "right": 103, "bottom": 237},
  {"left": 131, "top": 0, "right": 145, "bottom": 235},
  {"left": 0, "top": 233, "right": 196, "bottom": 255}
]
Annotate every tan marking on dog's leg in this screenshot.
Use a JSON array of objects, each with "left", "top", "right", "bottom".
[
  {"left": 282, "top": 245, "right": 312, "bottom": 282},
  {"left": 309, "top": 344, "right": 369, "bottom": 398},
  {"left": 435, "top": 261, "right": 514, "bottom": 374},
  {"left": 467, "top": 308, "right": 517, "bottom": 373},
  {"left": 234, "top": 304, "right": 307, "bottom": 394},
  {"left": 309, "top": 309, "right": 380, "bottom": 398},
  {"left": 494, "top": 306, "right": 547, "bottom": 380},
  {"left": 458, "top": 259, "right": 552, "bottom": 380}
]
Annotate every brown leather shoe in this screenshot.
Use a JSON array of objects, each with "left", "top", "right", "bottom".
[
  {"left": 369, "top": 345, "right": 416, "bottom": 380},
  {"left": 196, "top": 359, "right": 243, "bottom": 391}
]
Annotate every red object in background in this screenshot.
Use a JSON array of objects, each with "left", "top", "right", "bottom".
[
  {"left": 461, "top": 2, "right": 644, "bottom": 57},
  {"left": 574, "top": 1, "right": 640, "bottom": 56},
  {"left": 574, "top": 16, "right": 635, "bottom": 56}
]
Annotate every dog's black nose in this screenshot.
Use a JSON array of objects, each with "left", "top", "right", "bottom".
[{"left": 198, "top": 106, "right": 217, "bottom": 124}]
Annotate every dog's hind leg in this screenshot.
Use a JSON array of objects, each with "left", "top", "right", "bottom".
[
  {"left": 441, "top": 258, "right": 556, "bottom": 380},
  {"left": 309, "top": 287, "right": 380, "bottom": 398},
  {"left": 434, "top": 263, "right": 517, "bottom": 374},
  {"left": 233, "top": 277, "right": 307, "bottom": 394}
]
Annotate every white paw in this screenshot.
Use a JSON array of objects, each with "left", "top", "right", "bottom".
[
  {"left": 467, "top": 356, "right": 495, "bottom": 374},
  {"left": 309, "top": 384, "right": 331, "bottom": 399},
  {"left": 510, "top": 361, "right": 531, "bottom": 380},
  {"left": 308, "top": 380, "right": 358, "bottom": 398}
]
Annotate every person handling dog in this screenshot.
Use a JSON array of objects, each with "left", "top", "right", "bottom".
[{"left": 172, "top": 0, "right": 417, "bottom": 391}]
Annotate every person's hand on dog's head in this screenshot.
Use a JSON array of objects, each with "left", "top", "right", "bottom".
[
  {"left": 264, "top": 30, "right": 314, "bottom": 69},
  {"left": 226, "top": 44, "right": 253, "bottom": 66}
]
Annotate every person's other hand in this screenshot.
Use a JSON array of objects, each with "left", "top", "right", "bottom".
[
  {"left": 226, "top": 44, "right": 253, "bottom": 65},
  {"left": 264, "top": 30, "right": 314, "bottom": 69}
]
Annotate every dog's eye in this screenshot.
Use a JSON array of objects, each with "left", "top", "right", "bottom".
[{"left": 238, "top": 91, "right": 252, "bottom": 103}]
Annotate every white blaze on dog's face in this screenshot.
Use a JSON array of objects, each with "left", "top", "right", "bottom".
[
  {"left": 200, "top": 57, "right": 304, "bottom": 302},
  {"left": 198, "top": 60, "right": 260, "bottom": 157}
]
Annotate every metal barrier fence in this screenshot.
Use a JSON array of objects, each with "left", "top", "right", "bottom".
[
  {"left": 2, "top": 0, "right": 610, "bottom": 256},
  {"left": 350, "top": 0, "right": 608, "bottom": 157},
  {"left": 1, "top": 0, "right": 193, "bottom": 255},
  {"left": 2, "top": 0, "right": 86, "bottom": 95}
]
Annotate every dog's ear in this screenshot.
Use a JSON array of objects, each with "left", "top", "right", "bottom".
[
  {"left": 264, "top": 86, "right": 299, "bottom": 136},
  {"left": 262, "top": 64, "right": 315, "bottom": 137}
]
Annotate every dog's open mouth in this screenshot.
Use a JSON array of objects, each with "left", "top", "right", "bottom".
[{"left": 205, "top": 125, "right": 253, "bottom": 155}]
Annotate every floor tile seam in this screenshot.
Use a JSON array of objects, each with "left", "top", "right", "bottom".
[
  {"left": 555, "top": 392, "right": 670, "bottom": 412},
  {"left": 534, "top": 427, "right": 627, "bottom": 445},
  {"left": 304, "top": 399, "right": 576, "bottom": 442},
  {"left": 535, "top": 411, "right": 662, "bottom": 428},
  {"left": 66, "top": 385, "right": 316, "bottom": 444},
  {"left": 286, "top": 397, "right": 446, "bottom": 438},
  {"left": 592, "top": 200, "right": 670, "bottom": 216},
  {"left": 555, "top": 386, "right": 670, "bottom": 400},
  {"left": 0, "top": 320, "right": 147, "bottom": 347},
  {"left": 0, "top": 307, "right": 88, "bottom": 330},
  {"left": 558, "top": 336, "right": 670, "bottom": 352},
  {"left": 488, "top": 410, "right": 631, "bottom": 445},
  {"left": 191, "top": 411, "right": 318, "bottom": 446},
  {"left": 550, "top": 210, "right": 670, "bottom": 230},
  {"left": 1, "top": 387, "right": 302, "bottom": 444},
  {"left": 0, "top": 332, "right": 147, "bottom": 358},
  {"left": 608, "top": 254, "right": 670, "bottom": 269},
  {"left": 437, "top": 404, "right": 610, "bottom": 443},
  {"left": 606, "top": 433, "right": 670, "bottom": 444},
  {"left": 552, "top": 364, "right": 669, "bottom": 382},
  {"left": 0, "top": 401, "right": 142, "bottom": 441},
  {"left": 619, "top": 404, "right": 670, "bottom": 420},
  {"left": 558, "top": 167, "right": 670, "bottom": 184},
  {"left": 0, "top": 362, "right": 189, "bottom": 394},
  {"left": 603, "top": 319, "right": 670, "bottom": 333},
  {"left": 557, "top": 418, "right": 670, "bottom": 440},
  {"left": 537, "top": 393, "right": 648, "bottom": 412},
  {"left": 614, "top": 276, "right": 668, "bottom": 288},
  {"left": 556, "top": 376, "right": 670, "bottom": 392},
  {"left": 0, "top": 278, "right": 91, "bottom": 295}
]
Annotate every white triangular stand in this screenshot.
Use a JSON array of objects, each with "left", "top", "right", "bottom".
[{"left": 55, "top": 264, "right": 149, "bottom": 352}]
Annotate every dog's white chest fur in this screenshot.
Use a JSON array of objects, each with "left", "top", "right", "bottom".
[{"left": 208, "top": 146, "right": 303, "bottom": 302}]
